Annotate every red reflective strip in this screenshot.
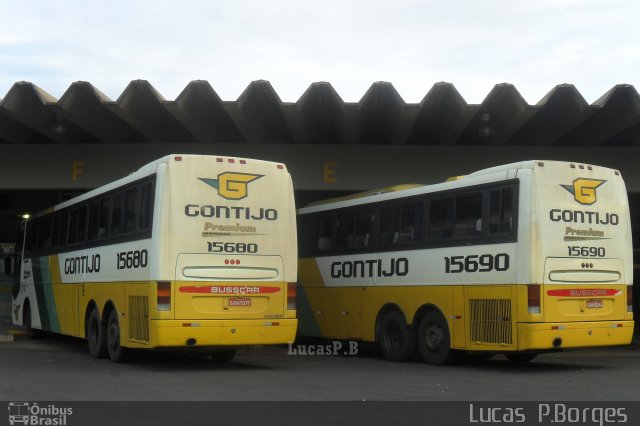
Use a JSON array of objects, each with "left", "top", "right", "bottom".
[
  {"left": 547, "top": 289, "right": 619, "bottom": 297},
  {"left": 179, "top": 286, "right": 281, "bottom": 294}
]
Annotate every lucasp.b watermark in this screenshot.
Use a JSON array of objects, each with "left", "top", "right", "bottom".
[{"left": 287, "top": 340, "right": 358, "bottom": 356}]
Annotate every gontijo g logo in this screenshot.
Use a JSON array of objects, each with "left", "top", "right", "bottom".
[
  {"left": 560, "top": 178, "right": 606, "bottom": 206},
  {"left": 199, "top": 172, "right": 263, "bottom": 200}
]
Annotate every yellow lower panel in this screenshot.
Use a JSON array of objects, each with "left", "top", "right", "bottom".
[
  {"left": 517, "top": 321, "right": 634, "bottom": 351},
  {"left": 145, "top": 319, "right": 297, "bottom": 348}
]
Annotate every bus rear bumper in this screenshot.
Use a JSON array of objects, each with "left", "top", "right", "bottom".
[
  {"left": 517, "top": 321, "right": 634, "bottom": 351},
  {"left": 145, "top": 319, "right": 297, "bottom": 348}
]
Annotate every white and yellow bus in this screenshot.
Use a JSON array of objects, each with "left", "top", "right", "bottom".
[
  {"left": 297, "top": 160, "right": 634, "bottom": 365},
  {"left": 12, "top": 154, "right": 297, "bottom": 362}
]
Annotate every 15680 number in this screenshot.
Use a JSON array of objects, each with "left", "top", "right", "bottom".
[
  {"left": 207, "top": 242, "right": 258, "bottom": 254},
  {"left": 116, "top": 249, "right": 148, "bottom": 270},
  {"left": 444, "top": 253, "right": 510, "bottom": 273}
]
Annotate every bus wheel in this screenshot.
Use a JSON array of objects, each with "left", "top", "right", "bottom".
[
  {"left": 418, "top": 311, "right": 461, "bottom": 365},
  {"left": 86, "top": 308, "right": 107, "bottom": 358},
  {"left": 106, "top": 310, "right": 130, "bottom": 362},
  {"left": 505, "top": 353, "right": 537, "bottom": 364},
  {"left": 378, "top": 311, "right": 416, "bottom": 362},
  {"left": 23, "top": 302, "right": 42, "bottom": 339},
  {"left": 210, "top": 349, "right": 236, "bottom": 362}
]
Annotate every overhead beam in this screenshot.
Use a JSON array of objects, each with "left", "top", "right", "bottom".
[{"left": 2, "top": 144, "right": 640, "bottom": 191}]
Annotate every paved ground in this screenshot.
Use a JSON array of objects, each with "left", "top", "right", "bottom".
[
  {"left": 2, "top": 274, "right": 639, "bottom": 403},
  {"left": 2, "top": 277, "right": 640, "bottom": 425},
  {"left": 1, "top": 333, "right": 640, "bottom": 402}
]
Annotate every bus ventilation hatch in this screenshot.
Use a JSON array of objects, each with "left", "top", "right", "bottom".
[
  {"left": 128, "top": 296, "right": 150, "bottom": 343},
  {"left": 470, "top": 299, "right": 512, "bottom": 345}
]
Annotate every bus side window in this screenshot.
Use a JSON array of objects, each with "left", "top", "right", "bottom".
[
  {"left": 41, "top": 216, "right": 53, "bottom": 249},
  {"left": 87, "top": 202, "right": 100, "bottom": 240},
  {"left": 399, "top": 202, "right": 423, "bottom": 242},
  {"left": 139, "top": 182, "right": 153, "bottom": 231},
  {"left": 98, "top": 198, "right": 111, "bottom": 239},
  {"left": 317, "top": 216, "right": 332, "bottom": 251},
  {"left": 59, "top": 212, "right": 69, "bottom": 248},
  {"left": 111, "top": 192, "right": 125, "bottom": 236},
  {"left": 453, "top": 192, "right": 482, "bottom": 238},
  {"left": 347, "top": 209, "right": 373, "bottom": 248},
  {"left": 52, "top": 215, "right": 62, "bottom": 247},
  {"left": 124, "top": 188, "right": 138, "bottom": 234},
  {"left": 378, "top": 206, "right": 399, "bottom": 245},
  {"left": 68, "top": 209, "right": 79, "bottom": 245},
  {"left": 489, "top": 188, "right": 513, "bottom": 235},
  {"left": 77, "top": 205, "right": 88, "bottom": 243},
  {"left": 336, "top": 213, "right": 355, "bottom": 249},
  {"left": 429, "top": 198, "right": 454, "bottom": 239}
]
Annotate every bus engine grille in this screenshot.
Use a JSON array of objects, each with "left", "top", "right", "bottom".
[
  {"left": 128, "top": 296, "right": 150, "bottom": 343},
  {"left": 469, "top": 299, "right": 512, "bottom": 345}
]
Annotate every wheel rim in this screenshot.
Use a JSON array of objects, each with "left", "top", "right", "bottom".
[{"left": 425, "top": 324, "right": 444, "bottom": 351}]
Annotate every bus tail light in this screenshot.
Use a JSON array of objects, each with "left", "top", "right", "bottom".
[
  {"left": 157, "top": 281, "right": 171, "bottom": 311},
  {"left": 287, "top": 282, "right": 296, "bottom": 311},
  {"left": 628, "top": 285, "right": 633, "bottom": 312},
  {"left": 527, "top": 284, "right": 541, "bottom": 314}
]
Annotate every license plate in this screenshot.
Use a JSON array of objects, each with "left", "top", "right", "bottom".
[
  {"left": 586, "top": 299, "right": 603, "bottom": 309},
  {"left": 229, "top": 297, "right": 251, "bottom": 307}
]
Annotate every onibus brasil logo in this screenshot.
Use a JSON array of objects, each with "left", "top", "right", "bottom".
[
  {"left": 7, "top": 402, "right": 73, "bottom": 425},
  {"left": 560, "top": 178, "right": 606, "bottom": 206},
  {"left": 199, "top": 172, "right": 263, "bottom": 200}
]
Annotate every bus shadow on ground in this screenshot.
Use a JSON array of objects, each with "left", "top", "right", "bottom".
[
  {"left": 289, "top": 336, "right": 616, "bottom": 373},
  {"left": 14, "top": 332, "right": 275, "bottom": 372}
]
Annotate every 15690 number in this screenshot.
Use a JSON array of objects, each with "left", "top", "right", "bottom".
[
  {"left": 116, "top": 249, "right": 148, "bottom": 270},
  {"left": 444, "top": 253, "right": 510, "bottom": 273},
  {"left": 567, "top": 246, "right": 605, "bottom": 257}
]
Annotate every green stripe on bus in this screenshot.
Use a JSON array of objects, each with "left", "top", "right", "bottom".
[{"left": 32, "top": 257, "right": 60, "bottom": 333}]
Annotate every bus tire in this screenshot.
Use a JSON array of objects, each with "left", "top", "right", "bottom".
[
  {"left": 210, "top": 349, "right": 236, "bottom": 362},
  {"left": 418, "top": 311, "right": 461, "bottom": 365},
  {"left": 86, "top": 308, "right": 107, "bottom": 358},
  {"left": 23, "top": 301, "right": 42, "bottom": 339},
  {"left": 505, "top": 353, "right": 537, "bottom": 364},
  {"left": 106, "top": 309, "right": 130, "bottom": 363},
  {"left": 378, "top": 311, "right": 416, "bottom": 362}
]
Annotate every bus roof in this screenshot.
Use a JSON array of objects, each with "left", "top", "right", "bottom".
[
  {"left": 298, "top": 160, "right": 622, "bottom": 215},
  {"left": 35, "top": 154, "right": 287, "bottom": 217}
]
